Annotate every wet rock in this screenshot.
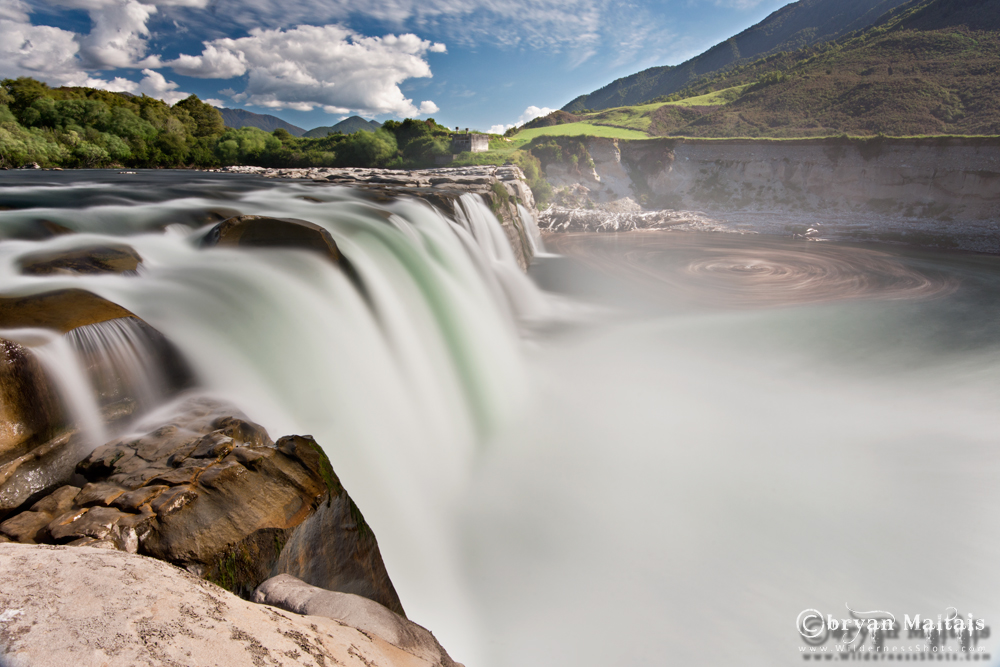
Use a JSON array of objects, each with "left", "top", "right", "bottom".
[
  {"left": 0, "top": 543, "right": 451, "bottom": 667},
  {"left": 0, "top": 432, "right": 88, "bottom": 518},
  {"left": 255, "top": 574, "right": 461, "bottom": 667},
  {"left": 0, "top": 484, "right": 82, "bottom": 543},
  {"left": 271, "top": 435, "right": 405, "bottom": 617},
  {"left": 0, "top": 338, "right": 63, "bottom": 468},
  {"left": 47, "top": 505, "right": 126, "bottom": 542},
  {"left": 1, "top": 394, "right": 403, "bottom": 610},
  {"left": 2, "top": 218, "right": 74, "bottom": 241},
  {"left": 74, "top": 481, "right": 126, "bottom": 507},
  {"left": 0, "top": 289, "right": 137, "bottom": 333},
  {"left": 0, "top": 509, "right": 55, "bottom": 543},
  {"left": 18, "top": 243, "right": 142, "bottom": 276},
  {"left": 31, "top": 485, "right": 81, "bottom": 514},
  {"left": 202, "top": 214, "right": 342, "bottom": 264}
]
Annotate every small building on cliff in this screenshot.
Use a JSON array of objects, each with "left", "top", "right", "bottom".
[{"left": 451, "top": 128, "right": 489, "bottom": 153}]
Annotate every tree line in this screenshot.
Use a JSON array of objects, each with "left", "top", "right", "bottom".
[{"left": 0, "top": 77, "right": 458, "bottom": 169}]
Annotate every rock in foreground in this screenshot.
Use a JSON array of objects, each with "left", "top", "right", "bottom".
[
  {"left": 0, "top": 543, "right": 444, "bottom": 667},
  {"left": 256, "top": 574, "right": 459, "bottom": 667},
  {"left": 0, "top": 395, "right": 403, "bottom": 611}
]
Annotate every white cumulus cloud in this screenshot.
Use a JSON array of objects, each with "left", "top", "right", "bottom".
[
  {"left": 168, "top": 43, "right": 247, "bottom": 78},
  {"left": 518, "top": 105, "right": 555, "bottom": 124},
  {"left": 88, "top": 68, "right": 191, "bottom": 104},
  {"left": 169, "top": 24, "right": 442, "bottom": 117},
  {"left": 77, "top": 0, "right": 157, "bottom": 68},
  {"left": 488, "top": 105, "right": 555, "bottom": 134},
  {"left": 0, "top": 17, "right": 89, "bottom": 85}
]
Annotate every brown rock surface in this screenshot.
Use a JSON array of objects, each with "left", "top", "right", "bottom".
[
  {"left": 0, "top": 543, "right": 447, "bottom": 667},
  {"left": 18, "top": 243, "right": 142, "bottom": 275},
  {"left": 0, "top": 432, "right": 88, "bottom": 518},
  {"left": 0, "top": 288, "right": 138, "bottom": 333},
  {"left": 0, "top": 337, "right": 63, "bottom": 467},
  {"left": 0, "top": 394, "right": 405, "bottom": 611},
  {"left": 273, "top": 435, "right": 406, "bottom": 617},
  {"left": 202, "top": 214, "right": 342, "bottom": 263}
]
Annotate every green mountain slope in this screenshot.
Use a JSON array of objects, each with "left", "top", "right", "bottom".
[
  {"left": 638, "top": 0, "right": 1000, "bottom": 137},
  {"left": 535, "top": 0, "right": 1000, "bottom": 138},
  {"left": 303, "top": 116, "right": 381, "bottom": 138},
  {"left": 563, "top": 0, "right": 912, "bottom": 112}
]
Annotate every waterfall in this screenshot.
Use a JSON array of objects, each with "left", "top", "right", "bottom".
[
  {"left": 453, "top": 194, "right": 549, "bottom": 321},
  {"left": 517, "top": 203, "right": 547, "bottom": 255},
  {"left": 66, "top": 317, "right": 174, "bottom": 412},
  {"left": 0, "top": 179, "right": 546, "bottom": 662}
]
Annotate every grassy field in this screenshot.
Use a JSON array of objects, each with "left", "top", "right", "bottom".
[
  {"left": 566, "top": 84, "right": 752, "bottom": 132},
  {"left": 657, "top": 85, "right": 751, "bottom": 107},
  {"left": 512, "top": 123, "right": 649, "bottom": 144}
]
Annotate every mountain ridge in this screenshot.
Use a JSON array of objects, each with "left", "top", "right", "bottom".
[
  {"left": 531, "top": 0, "right": 1000, "bottom": 138},
  {"left": 303, "top": 116, "right": 382, "bottom": 138},
  {"left": 215, "top": 107, "right": 306, "bottom": 136},
  {"left": 563, "top": 0, "right": 912, "bottom": 112}
]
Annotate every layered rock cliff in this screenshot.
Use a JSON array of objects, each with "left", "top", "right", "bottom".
[{"left": 543, "top": 137, "right": 1000, "bottom": 251}]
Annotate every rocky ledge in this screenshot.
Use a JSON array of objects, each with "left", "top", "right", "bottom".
[
  {"left": 0, "top": 392, "right": 452, "bottom": 665},
  {"left": 0, "top": 394, "right": 403, "bottom": 614},
  {"left": 217, "top": 165, "right": 539, "bottom": 270},
  {"left": 0, "top": 543, "right": 459, "bottom": 667}
]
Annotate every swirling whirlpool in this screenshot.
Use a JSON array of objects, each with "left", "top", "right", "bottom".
[{"left": 545, "top": 232, "right": 958, "bottom": 308}]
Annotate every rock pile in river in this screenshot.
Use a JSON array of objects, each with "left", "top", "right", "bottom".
[{"left": 540, "top": 205, "right": 727, "bottom": 233}]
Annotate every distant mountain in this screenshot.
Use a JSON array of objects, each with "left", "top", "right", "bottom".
[
  {"left": 303, "top": 116, "right": 382, "bottom": 138},
  {"left": 216, "top": 107, "right": 306, "bottom": 136},
  {"left": 563, "top": 0, "right": 912, "bottom": 112}
]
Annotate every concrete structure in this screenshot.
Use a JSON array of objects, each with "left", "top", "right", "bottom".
[{"left": 450, "top": 129, "right": 489, "bottom": 153}]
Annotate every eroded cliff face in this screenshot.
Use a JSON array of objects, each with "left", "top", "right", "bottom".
[{"left": 548, "top": 137, "right": 1000, "bottom": 243}]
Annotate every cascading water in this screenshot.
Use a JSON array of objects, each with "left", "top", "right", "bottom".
[
  {"left": 0, "top": 173, "right": 539, "bottom": 662},
  {"left": 66, "top": 317, "right": 177, "bottom": 411},
  {"left": 0, "top": 327, "right": 108, "bottom": 448},
  {"left": 3, "top": 170, "right": 1000, "bottom": 667}
]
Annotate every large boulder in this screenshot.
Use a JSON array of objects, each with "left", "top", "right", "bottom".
[
  {"left": 0, "top": 338, "right": 63, "bottom": 468},
  {"left": 202, "top": 214, "right": 342, "bottom": 264},
  {"left": 271, "top": 440, "right": 406, "bottom": 617},
  {"left": 255, "top": 574, "right": 460, "bottom": 667},
  {"left": 18, "top": 243, "right": 142, "bottom": 275},
  {"left": 0, "top": 543, "right": 448, "bottom": 667},
  {"left": 0, "top": 395, "right": 405, "bottom": 610},
  {"left": 0, "top": 289, "right": 137, "bottom": 333}
]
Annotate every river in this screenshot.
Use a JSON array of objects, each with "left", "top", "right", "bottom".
[{"left": 2, "top": 170, "right": 999, "bottom": 666}]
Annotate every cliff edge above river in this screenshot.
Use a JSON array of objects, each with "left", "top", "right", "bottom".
[{"left": 540, "top": 137, "right": 1000, "bottom": 252}]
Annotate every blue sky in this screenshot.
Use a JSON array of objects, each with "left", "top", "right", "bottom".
[{"left": 0, "top": 0, "right": 790, "bottom": 132}]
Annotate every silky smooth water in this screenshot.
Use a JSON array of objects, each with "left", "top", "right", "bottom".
[
  {"left": 2, "top": 172, "right": 999, "bottom": 666},
  {"left": 473, "top": 232, "right": 1000, "bottom": 666}
]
